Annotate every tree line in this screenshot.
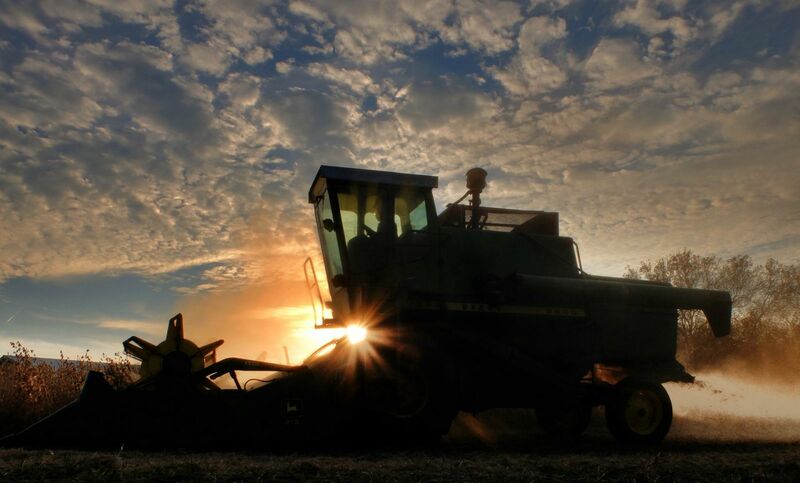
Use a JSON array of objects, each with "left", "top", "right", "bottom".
[{"left": 624, "top": 250, "right": 800, "bottom": 382}]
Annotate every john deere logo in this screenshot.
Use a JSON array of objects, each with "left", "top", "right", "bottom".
[{"left": 285, "top": 399, "right": 302, "bottom": 414}]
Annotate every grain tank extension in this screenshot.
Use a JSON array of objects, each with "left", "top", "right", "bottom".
[{"left": 1, "top": 165, "right": 731, "bottom": 448}]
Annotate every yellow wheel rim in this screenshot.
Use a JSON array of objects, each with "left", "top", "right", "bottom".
[{"left": 624, "top": 388, "right": 663, "bottom": 435}]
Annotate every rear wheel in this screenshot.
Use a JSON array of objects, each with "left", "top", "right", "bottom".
[
  {"left": 605, "top": 378, "right": 672, "bottom": 445},
  {"left": 536, "top": 404, "right": 592, "bottom": 440}
]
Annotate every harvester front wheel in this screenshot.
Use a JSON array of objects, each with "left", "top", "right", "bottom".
[
  {"left": 605, "top": 378, "right": 672, "bottom": 445},
  {"left": 536, "top": 404, "right": 592, "bottom": 440},
  {"left": 382, "top": 367, "right": 456, "bottom": 445}
]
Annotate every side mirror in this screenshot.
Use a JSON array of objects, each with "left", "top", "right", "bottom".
[{"left": 322, "top": 218, "right": 335, "bottom": 232}]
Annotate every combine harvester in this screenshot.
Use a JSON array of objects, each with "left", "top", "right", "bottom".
[{"left": 1, "top": 166, "right": 731, "bottom": 447}]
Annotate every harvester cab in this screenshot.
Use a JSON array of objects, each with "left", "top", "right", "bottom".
[
  {"left": 307, "top": 165, "right": 439, "bottom": 328},
  {"left": 307, "top": 166, "right": 575, "bottom": 327}
]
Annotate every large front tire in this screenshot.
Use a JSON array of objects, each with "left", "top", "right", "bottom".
[
  {"left": 605, "top": 378, "right": 672, "bottom": 445},
  {"left": 384, "top": 368, "right": 457, "bottom": 444},
  {"left": 358, "top": 363, "right": 456, "bottom": 445}
]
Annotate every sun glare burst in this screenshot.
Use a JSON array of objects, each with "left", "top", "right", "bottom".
[{"left": 346, "top": 325, "right": 367, "bottom": 344}]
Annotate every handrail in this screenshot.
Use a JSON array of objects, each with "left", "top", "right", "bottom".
[
  {"left": 303, "top": 257, "right": 325, "bottom": 328},
  {"left": 572, "top": 239, "right": 584, "bottom": 275}
]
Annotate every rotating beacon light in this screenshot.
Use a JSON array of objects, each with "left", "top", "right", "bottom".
[{"left": 466, "top": 167, "right": 487, "bottom": 229}]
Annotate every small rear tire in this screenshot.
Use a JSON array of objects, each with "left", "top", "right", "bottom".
[{"left": 605, "top": 378, "right": 672, "bottom": 445}]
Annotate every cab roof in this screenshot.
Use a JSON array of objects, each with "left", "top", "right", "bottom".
[{"left": 308, "top": 165, "right": 439, "bottom": 203}]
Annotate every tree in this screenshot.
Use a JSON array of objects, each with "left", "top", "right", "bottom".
[{"left": 624, "top": 251, "right": 800, "bottom": 379}]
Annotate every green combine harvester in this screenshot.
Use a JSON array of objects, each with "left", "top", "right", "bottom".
[{"left": 1, "top": 165, "right": 731, "bottom": 448}]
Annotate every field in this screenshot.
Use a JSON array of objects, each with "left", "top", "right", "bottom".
[
  {"left": 3, "top": 355, "right": 800, "bottom": 481},
  {"left": 2, "top": 248, "right": 799, "bottom": 483},
  {"left": 3, "top": 412, "right": 800, "bottom": 482}
]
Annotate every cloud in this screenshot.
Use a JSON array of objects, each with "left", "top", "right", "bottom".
[
  {"left": 518, "top": 14, "right": 566, "bottom": 49},
  {"left": 98, "top": 319, "right": 163, "bottom": 336},
  {"left": 396, "top": 76, "right": 499, "bottom": 132},
  {"left": 333, "top": 27, "right": 410, "bottom": 65},
  {"left": 489, "top": 15, "right": 568, "bottom": 96},
  {"left": 73, "top": 42, "right": 221, "bottom": 141},
  {"left": 182, "top": 41, "right": 234, "bottom": 75},
  {"left": 289, "top": 1, "right": 330, "bottom": 24},
  {"left": 613, "top": 0, "right": 697, "bottom": 52},
  {"left": 305, "top": 62, "right": 377, "bottom": 95},
  {"left": 584, "top": 38, "right": 659, "bottom": 91},
  {"left": 290, "top": 0, "right": 521, "bottom": 65},
  {"left": 0, "top": 33, "right": 303, "bottom": 285},
  {"left": 219, "top": 73, "right": 263, "bottom": 108},
  {"left": 0, "top": 53, "right": 103, "bottom": 130},
  {"left": 452, "top": 0, "right": 523, "bottom": 54},
  {"left": 0, "top": 2, "right": 52, "bottom": 44},
  {"left": 187, "top": 0, "right": 284, "bottom": 65},
  {"left": 0, "top": 0, "right": 797, "bottom": 292},
  {"left": 302, "top": 0, "right": 422, "bottom": 64},
  {"left": 262, "top": 87, "right": 353, "bottom": 148},
  {"left": 491, "top": 51, "right": 567, "bottom": 97}
]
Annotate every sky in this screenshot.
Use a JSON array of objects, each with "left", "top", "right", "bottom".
[{"left": 0, "top": 0, "right": 798, "bottom": 360}]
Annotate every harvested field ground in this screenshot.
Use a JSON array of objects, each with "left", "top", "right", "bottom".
[{"left": 2, "top": 412, "right": 800, "bottom": 482}]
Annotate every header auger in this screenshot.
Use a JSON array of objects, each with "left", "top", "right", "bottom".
[{"left": 2, "top": 165, "right": 732, "bottom": 448}]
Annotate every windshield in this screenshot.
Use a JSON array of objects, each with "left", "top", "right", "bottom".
[
  {"left": 337, "top": 185, "right": 430, "bottom": 245},
  {"left": 332, "top": 184, "right": 431, "bottom": 274},
  {"left": 336, "top": 184, "right": 383, "bottom": 245}
]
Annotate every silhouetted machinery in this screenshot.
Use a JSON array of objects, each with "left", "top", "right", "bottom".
[{"left": 1, "top": 165, "right": 731, "bottom": 448}]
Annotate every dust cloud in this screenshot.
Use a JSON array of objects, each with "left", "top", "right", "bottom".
[
  {"left": 445, "top": 373, "right": 800, "bottom": 445},
  {"left": 667, "top": 373, "right": 800, "bottom": 442}
]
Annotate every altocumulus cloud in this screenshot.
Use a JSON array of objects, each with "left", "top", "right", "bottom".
[{"left": 0, "top": 0, "right": 799, "bottom": 355}]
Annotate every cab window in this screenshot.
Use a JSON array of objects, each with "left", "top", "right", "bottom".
[
  {"left": 394, "top": 189, "right": 429, "bottom": 235},
  {"left": 336, "top": 184, "right": 383, "bottom": 248}
]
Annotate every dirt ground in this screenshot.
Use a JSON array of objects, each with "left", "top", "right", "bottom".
[{"left": 2, "top": 412, "right": 800, "bottom": 482}]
